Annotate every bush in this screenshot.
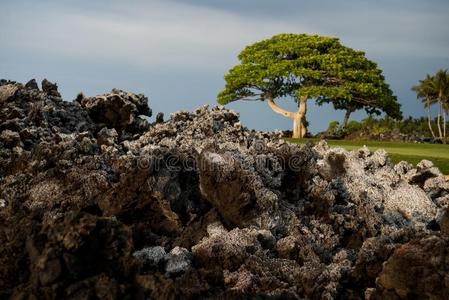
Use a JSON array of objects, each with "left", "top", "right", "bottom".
[
  {"left": 323, "top": 115, "right": 437, "bottom": 140},
  {"left": 346, "top": 120, "right": 362, "bottom": 133}
]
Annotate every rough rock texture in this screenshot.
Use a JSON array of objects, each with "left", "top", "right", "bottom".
[
  {"left": 79, "top": 89, "right": 152, "bottom": 133},
  {"left": 375, "top": 235, "right": 449, "bottom": 299},
  {"left": 41, "top": 79, "right": 61, "bottom": 98},
  {"left": 155, "top": 112, "right": 164, "bottom": 124},
  {"left": 1, "top": 79, "right": 448, "bottom": 299}
]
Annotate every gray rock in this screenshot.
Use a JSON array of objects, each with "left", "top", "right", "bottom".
[
  {"left": 394, "top": 160, "right": 413, "bottom": 176},
  {"left": 423, "top": 176, "right": 449, "bottom": 200},
  {"left": 164, "top": 246, "right": 192, "bottom": 276},
  {"left": 314, "top": 145, "right": 437, "bottom": 229},
  {"left": 404, "top": 159, "right": 442, "bottom": 187},
  {"left": 133, "top": 246, "right": 166, "bottom": 269}
]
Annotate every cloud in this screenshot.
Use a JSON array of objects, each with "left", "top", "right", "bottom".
[
  {"left": 181, "top": 0, "right": 449, "bottom": 59},
  {"left": 1, "top": 0, "right": 448, "bottom": 133},
  {"left": 1, "top": 1, "right": 307, "bottom": 70},
  {"left": 1, "top": 0, "right": 447, "bottom": 72}
]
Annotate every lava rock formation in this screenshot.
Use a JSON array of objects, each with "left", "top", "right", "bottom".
[{"left": 1, "top": 79, "right": 448, "bottom": 299}]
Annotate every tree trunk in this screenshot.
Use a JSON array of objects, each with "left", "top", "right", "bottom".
[
  {"left": 296, "top": 96, "right": 307, "bottom": 138},
  {"left": 342, "top": 109, "right": 352, "bottom": 128},
  {"left": 426, "top": 98, "right": 436, "bottom": 139},
  {"left": 437, "top": 101, "right": 443, "bottom": 140},
  {"left": 267, "top": 95, "right": 307, "bottom": 139},
  {"left": 444, "top": 109, "right": 447, "bottom": 143}
]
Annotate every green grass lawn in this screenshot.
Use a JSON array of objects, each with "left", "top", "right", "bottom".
[{"left": 287, "top": 138, "right": 449, "bottom": 174}]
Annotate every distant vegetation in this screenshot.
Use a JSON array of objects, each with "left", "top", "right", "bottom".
[
  {"left": 322, "top": 115, "right": 440, "bottom": 142},
  {"left": 321, "top": 69, "right": 449, "bottom": 143}
]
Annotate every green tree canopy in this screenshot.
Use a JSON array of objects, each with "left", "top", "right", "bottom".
[{"left": 218, "top": 33, "right": 402, "bottom": 138}]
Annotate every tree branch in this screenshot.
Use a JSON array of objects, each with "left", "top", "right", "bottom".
[
  {"left": 266, "top": 95, "right": 295, "bottom": 119},
  {"left": 352, "top": 96, "right": 377, "bottom": 107},
  {"left": 241, "top": 98, "right": 262, "bottom": 101}
]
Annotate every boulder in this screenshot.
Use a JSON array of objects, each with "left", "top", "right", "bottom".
[
  {"left": 80, "top": 90, "right": 151, "bottom": 132},
  {"left": 164, "top": 247, "right": 192, "bottom": 277},
  {"left": 25, "top": 79, "right": 39, "bottom": 90},
  {"left": 375, "top": 235, "right": 449, "bottom": 299},
  {"left": 155, "top": 112, "right": 164, "bottom": 123}
]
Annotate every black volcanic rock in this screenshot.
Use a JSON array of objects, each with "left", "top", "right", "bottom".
[
  {"left": 156, "top": 111, "right": 164, "bottom": 123},
  {"left": 0, "top": 80, "right": 448, "bottom": 299},
  {"left": 25, "top": 79, "right": 39, "bottom": 90},
  {"left": 79, "top": 89, "right": 152, "bottom": 133},
  {"left": 41, "top": 78, "right": 61, "bottom": 97}
]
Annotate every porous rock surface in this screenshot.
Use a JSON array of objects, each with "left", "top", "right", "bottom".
[{"left": 1, "top": 79, "right": 448, "bottom": 299}]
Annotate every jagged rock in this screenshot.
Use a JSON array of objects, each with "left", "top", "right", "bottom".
[
  {"left": 256, "top": 229, "right": 276, "bottom": 250},
  {"left": 41, "top": 79, "right": 61, "bottom": 97},
  {"left": 393, "top": 160, "right": 414, "bottom": 176},
  {"left": 0, "top": 129, "right": 21, "bottom": 147},
  {"left": 423, "top": 175, "right": 449, "bottom": 201},
  {"left": 192, "top": 222, "right": 262, "bottom": 270},
  {"left": 0, "top": 84, "right": 18, "bottom": 103},
  {"left": 435, "top": 207, "right": 449, "bottom": 235},
  {"left": 79, "top": 89, "right": 151, "bottom": 132},
  {"left": 404, "top": 159, "right": 442, "bottom": 187},
  {"left": 198, "top": 150, "right": 258, "bottom": 226},
  {"left": 276, "top": 235, "right": 299, "bottom": 259},
  {"left": 156, "top": 112, "right": 164, "bottom": 123},
  {"left": 314, "top": 146, "right": 437, "bottom": 230},
  {"left": 25, "top": 79, "right": 39, "bottom": 90},
  {"left": 0, "top": 79, "right": 447, "bottom": 299},
  {"left": 133, "top": 246, "right": 166, "bottom": 269},
  {"left": 375, "top": 235, "right": 449, "bottom": 299},
  {"left": 75, "top": 92, "right": 85, "bottom": 104},
  {"left": 97, "top": 127, "right": 118, "bottom": 146},
  {"left": 164, "top": 247, "right": 192, "bottom": 276}
]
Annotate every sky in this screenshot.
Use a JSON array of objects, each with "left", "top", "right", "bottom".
[{"left": 1, "top": 0, "right": 448, "bottom": 133}]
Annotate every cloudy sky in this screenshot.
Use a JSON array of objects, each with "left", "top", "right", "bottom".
[{"left": 1, "top": 0, "right": 448, "bottom": 133}]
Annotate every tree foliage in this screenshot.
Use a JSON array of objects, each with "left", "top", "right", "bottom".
[
  {"left": 412, "top": 69, "right": 449, "bottom": 141},
  {"left": 325, "top": 116, "right": 438, "bottom": 139},
  {"left": 218, "top": 33, "right": 402, "bottom": 119}
]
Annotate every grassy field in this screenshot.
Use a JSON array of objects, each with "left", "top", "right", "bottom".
[{"left": 287, "top": 138, "right": 449, "bottom": 174}]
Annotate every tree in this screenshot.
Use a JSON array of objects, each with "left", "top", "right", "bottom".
[
  {"left": 413, "top": 69, "right": 449, "bottom": 142},
  {"left": 433, "top": 69, "right": 449, "bottom": 142},
  {"left": 412, "top": 74, "right": 438, "bottom": 139},
  {"left": 217, "top": 34, "right": 402, "bottom": 138}
]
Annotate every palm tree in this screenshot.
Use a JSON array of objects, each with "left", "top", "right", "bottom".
[
  {"left": 433, "top": 69, "right": 449, "bottom": 142},
  {"left": 412, "top": 75, "right": 437, "bottom": 139},
  {"left": 413, "top": 70, "right": 449, "bottom": 142}
]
